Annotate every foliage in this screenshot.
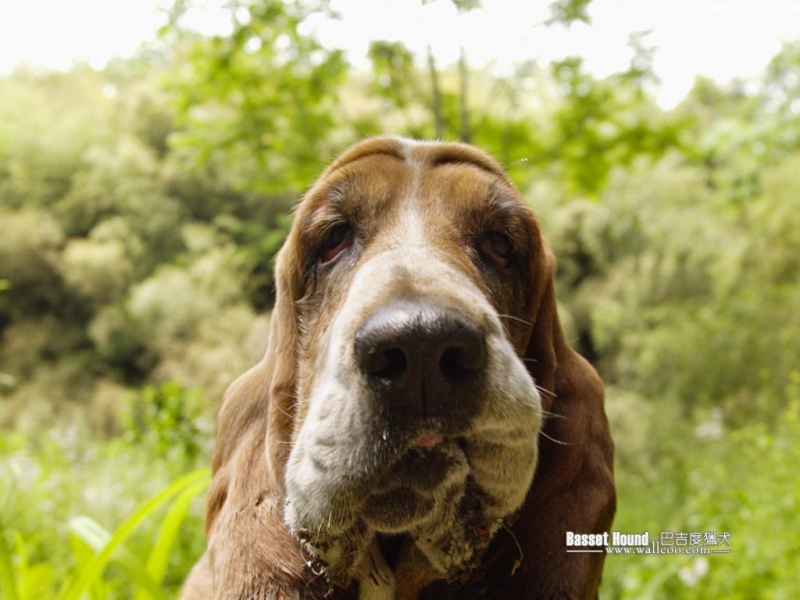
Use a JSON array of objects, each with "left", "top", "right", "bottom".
[
  {"left": 122, "top": 382, "right": 208, "bottom": 463},
  {"left": 602, "top": 388, "right": 800, "bottom": 599},
  {"left": 546, "top": 0, "right": 592, "bottom": 27},
  {"left": 1, "top": 1, "right": 799, "bottom": 597},
  {"left": 362, "top": 28, "right": 684, "bottom": 194},
  {"left": 0, "top": 68, "right": 118, "bottom": 210},
  {"left": 0, "top": 422, "right": 209, "bottom": 599},
  {"left": 167, "top": 0, "right": 348, "bottom": 193},
  {"left": 0, "top": 209, "right": 72, "bottom": 325},
  {"left": 56, "top": 470, "right": 208, "bottom": 600},
  {"left": 541, "top": 53, "right": 685, "bottom": 195},
  {"left": 0, "top": 60, "right": 271, "bottom": 424},
  {"left": 368, "top": 41, "right": 419, "bottom": 109},
  {"left": 544, "top": 150, "right": 800, "bottom": 421},
  {"left": 679, "top": 40, "right": 800, "bottom": 206}
]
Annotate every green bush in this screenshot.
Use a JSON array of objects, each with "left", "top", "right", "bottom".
[
  {"left": 62, "top": 238, "right": 135, "bottom": 306},
  {"left": 0, "top": 417, "right": 209, "bottom": 599},
  {"left": 0, "top": 68, "right": 117, "bottom": 210},
  {"left": 602, "top": 385, "right": 800, "bottom": 599},
  {"left": 0, "top": 210, "right": 69, "bottom": 322},
  {"left": 122, "top": 382, "right": 210, "bottom": 464}
]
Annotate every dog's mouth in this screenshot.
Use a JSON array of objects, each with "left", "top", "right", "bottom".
[
  {"left": 414, "top": 431, "right": 445, "bottom": 448},
  {"left": 361, "top": 440, "right": 499, "bottom": 582},
  {"left": 361, "top": 437, "right": 470, "bottom": 533},
  {"left": 292, "top": 432, "right": 512, "bottom": 585}
]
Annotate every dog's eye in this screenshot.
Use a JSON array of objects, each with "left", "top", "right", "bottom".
[
  {"left": 480, "top": 232, "right": 514, "bottom": 268},
  {"left": 320, "top": 223, "right": 353, "bottom": 264}
]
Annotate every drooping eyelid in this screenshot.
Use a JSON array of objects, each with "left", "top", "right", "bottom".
[
  {"left": 297, "top": 199, "right": 342, "bottom": 272},
  {"left": 477, "top": 192, "right": 537, "bottom": 258},
  {"left": 301, "top": 187, "right": 348, "bottom": 242}
]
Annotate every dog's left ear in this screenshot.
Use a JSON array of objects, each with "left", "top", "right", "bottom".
[
  {"left": 521, "top": 241, "right": 560, "bottom": 405},
  {"left": 500, "top": 234, "right": 616, "bottom": 598}
]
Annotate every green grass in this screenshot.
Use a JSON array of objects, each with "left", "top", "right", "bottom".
[
  {"left": 0, "top": 451, "right": 208, "bottom": 599},
  {"left": 601, "top": 395, "right": 800, "bottom": 599},
  {"left": 0, "top": 406, "right": 210, "bottom": 600},
  {"left": 58, "top": 469, "right": 209, "bottom": 600},
  {"left": 1, "top": 389, "right": 798, "bottom": 599}
]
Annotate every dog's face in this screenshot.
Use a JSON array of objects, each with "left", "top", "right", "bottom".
[{"left": 277, "top": 138, "right": 544, "bottom": 586}]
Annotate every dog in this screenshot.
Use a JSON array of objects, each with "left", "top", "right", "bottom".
[{"left": 180, "top": 137, "right": 615, "bottom": 599}]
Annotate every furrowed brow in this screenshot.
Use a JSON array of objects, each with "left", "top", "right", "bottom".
[{"left": 427, "top": 147, "right": 510, "bottom": 182}]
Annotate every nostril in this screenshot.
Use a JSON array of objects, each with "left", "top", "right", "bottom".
[
  {"left": 439, "top": 347, "right": 463, "bottom": 380},
  {"left": 374, "top": 348, "right": 407, "bottom": 381},
  {"left": 439, "top": 342, "right": 485, "bottom": 380},
  {"left": 356, "top": 334, "right": 409, "bottom": 380},
  {"left": 354, "top": 302, "right": 487, "bottom": 417}
]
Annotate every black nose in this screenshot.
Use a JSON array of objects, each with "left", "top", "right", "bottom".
[{"left": 353, "top": 301, "right": 486, "bottom": 418}]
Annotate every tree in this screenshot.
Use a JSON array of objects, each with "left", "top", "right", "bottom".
[
  {"left": 546, "top": 0, "right": 592, "bottom": 27},
  {"left": 539, "top": 53, "right": 686, "bottom": 195},
  {"left": 166, "top": 0, "right": 348, "bottom": 194}
]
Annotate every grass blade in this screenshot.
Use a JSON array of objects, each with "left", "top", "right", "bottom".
[
  {"left": 135, "top": 478, "right": 208, "bottom": 600},
  {"left": 0, "top": 467, "right": 20, "bottom": 600},
  {"left": 0, "top": 528, "right": 20, "bottom": 600},
  {"left": 69, "top": 515, "right": 167, "bottom": 600},
  {"left": 56, "top": 468, "right": 210, "bottom": 600}
]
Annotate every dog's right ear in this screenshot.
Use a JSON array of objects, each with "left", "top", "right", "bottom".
[
  {"left": 206, "top": 231, "right": 302, "bottom": 528},
  {"left": 201, "top": 220, "right": 322, "bottom": 598}
]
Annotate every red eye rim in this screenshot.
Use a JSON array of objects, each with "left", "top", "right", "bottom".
[
  {"left": 320, "top": 223, "right": 353, "bottom": 264},
  {"left": 480, "top": 232, "right": 514, "bottom": 268}
]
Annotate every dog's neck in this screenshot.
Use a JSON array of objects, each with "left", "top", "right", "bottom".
[{"left": 348, "top": 537, "right": 443, "bottom": 600}]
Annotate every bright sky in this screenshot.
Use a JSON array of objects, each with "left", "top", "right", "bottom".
[{"left": 0, "top": 0, "right": 798, "bottom": 108}]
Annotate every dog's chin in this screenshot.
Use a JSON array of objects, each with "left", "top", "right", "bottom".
[
  {"left": 291, "top": 440, "right": 480, "bottom": 579},
  {"left": 362, "top": 440, "right": 470, "bottom": 533}
]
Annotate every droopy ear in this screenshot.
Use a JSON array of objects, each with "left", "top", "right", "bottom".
[
  {"left": 499, "top": 237, "right": 616, "bottom": 599},
  {"left": 263, "top": 239, "right": 305, "bottom": 493},
  {"left": 521, "top": 241, "right": 559, "bottom": 406},
  {"left": 206, "top": 229, "right": 302, "bottom": 526},
  {"left": 200, "top": 224, "right": 322, "bottom": 598}
]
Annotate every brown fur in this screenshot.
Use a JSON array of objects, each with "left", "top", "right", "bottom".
[{"left": 181, "top": 137, "right": 615, "bottom": 600}]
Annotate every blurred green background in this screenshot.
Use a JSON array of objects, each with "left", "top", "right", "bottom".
[{"left": 1, "top": 0, "right": 798, "bottom": 598}]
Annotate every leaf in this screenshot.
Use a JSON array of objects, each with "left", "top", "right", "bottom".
[
  {"left": 546, "top": 0, "right": 592, "bottom": 27},
  {"left": 136, "top": 477, "right": 209, "bottom": 599},
  {"left": 68, "top": 516, "right": 166, "bottom": 600},
  {"left": 56, "top": 468, "right": 210, "bottom": 600},
  {"left": 0, "top": 528, "right": 20, "bottom": 600}
]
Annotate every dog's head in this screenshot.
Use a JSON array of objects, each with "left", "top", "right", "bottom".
[
  {"left": 262, "top": 137, "right": 552, "bottom": 585},
  {"left": 201, "top": 138, "right": 610, "bottom": 600}
]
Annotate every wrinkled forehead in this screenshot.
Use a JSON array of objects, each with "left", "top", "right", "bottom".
[
  {"left": 295, "top": 137, "right": 524, "bottom": 235},
  {"left": 321, "top": 136, "right": 512, "bottom": 185}
]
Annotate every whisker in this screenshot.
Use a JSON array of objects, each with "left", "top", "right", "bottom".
[
  {"left": 275, "top": 403, "right": 299, "bottom": 423},
  {"left": 535, "top": 384, "right": 557, "bottom": 399},
  {"left": 497, "top": 314, "right": 532, "bottom": 326},
  {"left": 305, "top": 568, "right": 331, "bottom": 598},
  {"left": 501, "top": 521, "right": 525, "bottom": 576},
  {"left": 539, "top": 431, "right": 570, "bottom": 446},
  {"left": 540, "top": 410, "right": 566, "bottom": 420}
]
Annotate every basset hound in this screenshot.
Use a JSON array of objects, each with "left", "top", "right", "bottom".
[{"left": 181, "top": 137, "right": 616, "bottom": 600}]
